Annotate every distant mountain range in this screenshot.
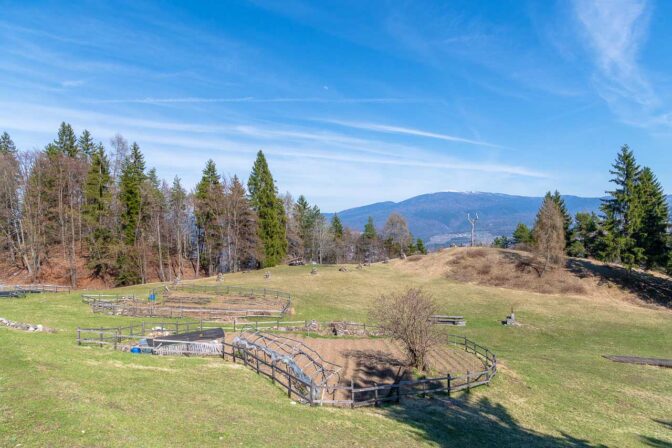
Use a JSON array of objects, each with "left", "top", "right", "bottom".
[{"left": 328, "top": 192, "right": 672, "bottom": 247}]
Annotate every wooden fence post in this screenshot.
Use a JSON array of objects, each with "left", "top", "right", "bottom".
[
  {"left": 447, "top": 374, "right": 452, "bottom": 398},
  {"left": 288, "top": 374, "right": 292, "bottom": 398},
  {"left": 271, "top": 361, "right": 276, "bottom": 383},
  {"left": 350, "top": 379, "right": 355, "bottom": 408},
  {"left": 467, "top": 371, "right": 471, "bottom": 392},
  {"left": 99, "top": 329, "right": 103, "bottom": 348},
  {"left": 374, "top": 382, "right": 379, "bottom": 407},
  {"left": 77, "top": 328, "right": 81, "bottom": 345}
]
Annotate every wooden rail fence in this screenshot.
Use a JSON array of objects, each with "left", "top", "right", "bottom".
[
  {"left": 1, "top": 284, "right": 71, "bottom": 295},
  {"left": 76, "top": 320, "right": 496, "bottom": 407}
]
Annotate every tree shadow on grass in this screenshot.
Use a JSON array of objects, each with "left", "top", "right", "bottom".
[
  {"left": 384, "top": 394, "right": 607, "bottom": 448},
  {"left": 566, "top": 259, "right": 672, "bottom": 308},
  {"left": 640, "top": 419, "right": 672, "bottom": 447}
]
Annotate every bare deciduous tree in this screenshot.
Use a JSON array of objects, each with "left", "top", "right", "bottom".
[
  {"left": 382, "top": 212, "right": 411, "bottom": 257},
  {"left": 532, "top": 196, "right": 565, "bottom": 277},
  {"left": 370, "top": 288, "right": 439, "bottom": 371}
]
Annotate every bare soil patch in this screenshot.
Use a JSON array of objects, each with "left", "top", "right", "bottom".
[
  {"left": 161, "top": 290, "right": 286, "bottom": 313},
  {"left": 225, "top": 333, "right": 484, "bottom": 400}
]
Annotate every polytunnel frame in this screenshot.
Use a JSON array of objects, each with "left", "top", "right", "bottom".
[{"left": 233, "top": 328, "right": 343, "bottom": 400}]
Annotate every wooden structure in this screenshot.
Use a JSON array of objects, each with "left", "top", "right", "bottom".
[
  {"left": 76, "top": 320, "right": 497, "bottom": 407},
  {"left": 86, "top": 284, "right": 291, "bottom": 320},
  {"left": 1, "top": 284, "right": 70, "bottom": 296},
  {"left": 429, "top": 315, "right": 466, "bottom": 326}
]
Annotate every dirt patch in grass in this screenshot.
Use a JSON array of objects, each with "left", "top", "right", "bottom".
[{"left": 226, "top": 333, "right": 484, "bottom": 401}]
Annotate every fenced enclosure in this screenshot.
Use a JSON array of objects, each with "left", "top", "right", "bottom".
[
  {"left": 1, "top": 284, "right": 71, "bottom": 296},
  {"left": 85, "top": 284, "right": 292, "bottom": 320},
  {"left": 77, "top": 320, "right": 227, "bottom": 356},
  {"left": 76, "top": 320, "right": 497, "bottom": 407}
]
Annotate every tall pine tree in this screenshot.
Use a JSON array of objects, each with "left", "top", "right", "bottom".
[
  {"left": 116, "top": 142, "right": 146, "bottom": 285},
  {"left": 248, "top": 150, "right": 286, "bottom": 267},
  {"left": 330, "top": 214, "right": 343, "bottom": 240},
  {"left": 78, "top": 130, "right": 96, "bottom": 158},
  {"left": 599, "top": 145, "right": 644, "bottom": 269},
  {"left": 83, "top": 146, "right": 113, "bottom": 279},
  {"left": 635, "top": 167, "right": 670, "bottom": 269},
  {"left": 0, "top": 132, "right": 17, "bottom": 154},
  {"left": 194, "top": 159, "right": 224, "bottom": 275},
  {"left": 46, "top": 122, "right": 78, "bottom": 157}
]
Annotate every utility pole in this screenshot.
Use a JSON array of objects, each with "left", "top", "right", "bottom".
[{"left": 467, "top": 213, "right": 479, "bottom": 247}]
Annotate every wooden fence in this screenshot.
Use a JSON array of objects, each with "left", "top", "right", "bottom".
[
  {"left": 168, "top": 284, "right": 292, "bottom": 314},
  {"left": 219, "top": 333, "right": 497, "bottom": 407},
  {"left": 81, "top": 294, "right": 136, "bottom": 304},
  {"left": 1, "top": 284, "right": 71, "bottom": 294},
  {"left": 88, "top": 301, "right": 286, "bottom": 319},
  {"left": 76, "top": 320, "right": 496, "bottom": 407}
]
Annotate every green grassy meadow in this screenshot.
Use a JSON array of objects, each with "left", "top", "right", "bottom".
[{"left": 1, "top": 260, "right": 671, "bottom": 447}]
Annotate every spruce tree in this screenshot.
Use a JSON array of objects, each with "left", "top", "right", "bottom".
[
  {"left": 0, "top": 132, "right": 17, "bottom": 154},
  {"left": 600, "top": 145, "right": 644, "bottom": 269},
  {"left": 635, "top": 167, "right": 670, "bottom": 269},
  {"left": 248, "top": 150, "right": 286, "bottom": 267},
  {"left": 116, "top": 143, "right": 146, "bottom": 285},
  {"left": 119, "top": 142, "right": 146, "bottom": 246},
  {"left": 331, "top": 214, "right": 344, "bottom": 240},
  {"left": 363, "top": 216, "right": 377, "bottom": 239},
  {"left": 416, "top": 238, "right": 427, "bottom": 254},
  {"left": 46, "top": 122, "right": 78, "bottom": 157},
  {"left": 78, "top": 130, "right": 96, "bottom": 158},
  {"left": 194, "top": 159, "right": 223, "bottom": 275},
  {"left": 569, "top": 212, "right": 600, "bottom": 258},
  {"left": 512, "top": 223, "right": 533, "bottom": 245},
  {"left": 83, "top": 146, "right": 113, "bottom": 278}
]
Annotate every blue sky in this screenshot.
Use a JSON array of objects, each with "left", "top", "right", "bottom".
[{"left": 1, "top": 0, "right": 671, "bottom": 211}]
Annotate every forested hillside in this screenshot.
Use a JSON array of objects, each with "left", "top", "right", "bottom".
[{"left": 0, "top": 125, "right": 425, "bottom": 287}]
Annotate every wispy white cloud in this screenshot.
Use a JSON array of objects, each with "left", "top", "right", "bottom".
[
  {"left": 0, "top": 101, "right": 547, "bottom": 182},
  {"left": 85, "top": 96, "right": 437, "bottom": 105},
  {"left": 318, "top": 119, "right": 499, "bottom": 147},
  {"left": 61, "top": 79, "right": 85, "bottom": 88},
  {"left": 572, "top": 0, "right": 671, "bottom": 126}
]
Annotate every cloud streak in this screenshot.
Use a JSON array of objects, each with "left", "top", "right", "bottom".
[
  {"left": 0, "top": 101, "right": 547, "bottom": 181},
  {"left": 572, "top": 0, "right": 672, "bottom": 126},
  {"left": 86, "top": 96, "right": 439, "bottom": 105},
  {"left": 319, "top": 119, "right": 499, "bottom": 147}
]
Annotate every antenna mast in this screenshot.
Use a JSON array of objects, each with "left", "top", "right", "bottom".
[{"left": 467, "top": 213, "right": 479, "bottom": 247}]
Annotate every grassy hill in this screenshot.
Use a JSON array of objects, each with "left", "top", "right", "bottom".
[{"left": 1, "top": 251, "right": 671, "bottom": 447}]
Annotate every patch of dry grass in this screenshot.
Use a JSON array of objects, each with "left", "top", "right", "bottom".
[{"left": 444, "top": 248, "right": 589, "bottom": 296}]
